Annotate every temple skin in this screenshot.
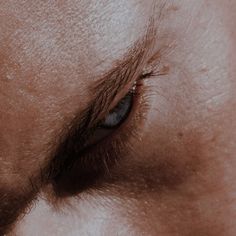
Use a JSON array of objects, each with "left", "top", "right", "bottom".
[{"left": 0, "top": 0, "right": 236, "bottom": 235}]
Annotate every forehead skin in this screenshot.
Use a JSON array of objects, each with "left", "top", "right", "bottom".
[{"left": 1, "top": 0, "right": 236, "bottom": 235}]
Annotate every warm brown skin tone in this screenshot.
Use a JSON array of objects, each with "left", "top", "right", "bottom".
[{"left": 1, "top": 0, "right": 236, "bottom": 235}]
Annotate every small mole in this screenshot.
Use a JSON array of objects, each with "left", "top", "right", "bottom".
[
  {"left": 199, "top": 68, "right": 209, "bottom": 74},
  {"left": 167, "top": 5, "right": 180, "bottom": 12},
  {"left": 177, "top": 132, "right": 184, "bottom": 138}
]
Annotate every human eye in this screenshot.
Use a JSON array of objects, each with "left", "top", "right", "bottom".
[
  {"left": 50, "top": 62, "right": 159, "bottom": 198},
  {"left": 100, "top": 87, "right": 134, "bottom": 129},
  {"left": 85, "top": 79, "right": 141, "bottom": 146}
]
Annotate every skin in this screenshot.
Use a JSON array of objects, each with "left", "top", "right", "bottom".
[{"left": 0, "top": 0, "right": 236, "bottom": 235}]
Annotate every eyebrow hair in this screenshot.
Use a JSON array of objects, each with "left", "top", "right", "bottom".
[{"left": 43, "top": 20, "right": 156, "bottom": 186}]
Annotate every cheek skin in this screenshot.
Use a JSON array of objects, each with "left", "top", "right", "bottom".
[{"left": 100, "top": 1, "right": 236, "bottom": 235}]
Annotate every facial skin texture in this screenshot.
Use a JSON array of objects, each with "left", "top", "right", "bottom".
[{"left": 1, "top": 0, "right": 236, "bottom": 235}]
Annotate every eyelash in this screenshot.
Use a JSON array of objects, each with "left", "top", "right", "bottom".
[{"left": 51, "top": 71, "right": 154, "bottom": 197}]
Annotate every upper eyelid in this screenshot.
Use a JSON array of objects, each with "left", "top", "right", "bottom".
[
  {"left": 90, "top": 52, "right": 143, "bottom": 123},
  {"left": 90, "top": 27, "right": 159, "bottom": 123}
]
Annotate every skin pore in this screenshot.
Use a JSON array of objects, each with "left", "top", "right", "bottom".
[{"left": 0, "top": 0, "right": 236, "bottom": 235}]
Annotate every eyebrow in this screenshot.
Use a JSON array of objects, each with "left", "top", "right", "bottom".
[{"left": 43, "top": 20, "right": 156, "bottom": 185}]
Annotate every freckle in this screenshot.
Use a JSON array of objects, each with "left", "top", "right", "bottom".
[
  {"left": 199, "top": 68, "right": 208, "bottom": 74},
  {"left": 177, "top": 132, "right": 184, "bottom": 138},
  {"left": 167, "top": 5, "right": 180, "bottom": 12},
  {"left": 210, "top": 135, "right": 217, "bottom": 143}
]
